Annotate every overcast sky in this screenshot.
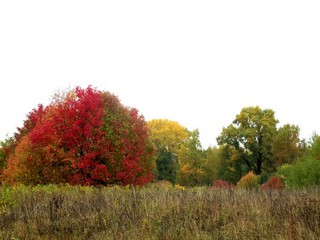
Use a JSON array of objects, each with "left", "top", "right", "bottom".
[{"left": 0, "top": 1, "right": 319, "bottom": 148}]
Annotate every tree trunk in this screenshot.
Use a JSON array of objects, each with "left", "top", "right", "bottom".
[
  {"left": 256, "top": 152, "right": 262, "bottom": 175},
  {"left": 256, "top": 135, "right": 263, "bottom": 175}
]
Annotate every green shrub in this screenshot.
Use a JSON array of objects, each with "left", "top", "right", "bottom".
[{"left": 277, "top": 156, "right": 320, "bottom": 187}]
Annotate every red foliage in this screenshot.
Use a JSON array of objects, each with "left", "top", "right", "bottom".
[
  {"left": 3, "top": 86, "right": 155, "bottom": 186},
  {"left": 261, "top": 176, "right": 285, "bottom": 190},
  {"left": 27, "top": 86, "right": 108, "bottom": 185},
  {"left": 212, "top": 179, "right": 235, "bottom": 189},
  {"left": 15, "top": 104, "right": 45, "bottom": 140},
  {"left": 115, "top": 108, "right": 154, "bottom": 185}
]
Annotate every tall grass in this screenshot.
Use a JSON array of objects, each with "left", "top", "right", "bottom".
[{"left": 0, "top": 184, "right": 319, "bottom": 239}]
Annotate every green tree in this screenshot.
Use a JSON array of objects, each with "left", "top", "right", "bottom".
[
  {"left": 276, "top": 134, "right": 320, "bottom": 187},
  {"left": 0, "top": 142, "right": 5, "bottom": 171},
  {"left": 217, "top": 106, "right": 278, "bottom": 176},
  {"left": 156, "top": 148, "right": 178, "bottom": 183},
  {"left": 0, "top": 137, "right": 15, "bottom": 172},
  {"left": 272, "top": 124, "right": 306, "bottom": 168},
  {"left": 216, "top": 145, "right": 246, "bottom": 184},
  {"left": 309, "top": 133, "right": 320, "bottom": 160},
  {"left": 202, "top": 146, "right": 229, "bottom": 185},
  {"left": 177, "top": 130, "right": 207, "bottom": 186}
]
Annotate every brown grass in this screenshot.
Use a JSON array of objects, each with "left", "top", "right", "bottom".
[{"left": 0, "top": 184, "right": 319, "bottom": 240}]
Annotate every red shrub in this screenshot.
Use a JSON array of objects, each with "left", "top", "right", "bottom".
[
  {"left": 261, "top": 176, "right": 284, "bottom": 190},
  {"left": 213, "top": 179, "right": 235, "bottom": 189}
]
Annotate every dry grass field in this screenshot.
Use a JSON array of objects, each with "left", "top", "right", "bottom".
[{"left": 0, "top": 183, "right": 319, "bottom": 240}]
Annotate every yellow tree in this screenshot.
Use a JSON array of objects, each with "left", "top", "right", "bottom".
[
  {"left": 147, "top": 119, "right": 189, "bottom": 183},
  {"left": 148, "top": 119, "right": 208, "bottom": 186},
  {"left": 148, "top": 119, "right": 189, "bottom": 152}
]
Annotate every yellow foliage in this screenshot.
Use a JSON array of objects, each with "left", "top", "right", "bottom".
[
  {"left": 147, "top": 119, "right": 189, "bottom": 153},
  {"left": 237, "top": 171, "right": 259, "bottom": 189},
  {"left": 174, "top": 184, "right": 185, "bottom": 191}
]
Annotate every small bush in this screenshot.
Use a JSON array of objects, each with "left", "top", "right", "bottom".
[
  {"left": 277, "top": 156, "right": 320, "bottom": 188},
  {"left": 212, "top": 179, "right": 234, "bottom": 189},
  {"left": 261, "top": 176, "right": 285, "bottom": 190},
  {"left": 237, "top": 171, "right": 259, "bottom": 189},
  {"left": 174, "top": 184, "right": 185, "bottom": 191}
]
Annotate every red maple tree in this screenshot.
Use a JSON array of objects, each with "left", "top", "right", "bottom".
[{"left": 3, "top": 86, "right": 155, "bottom": 186}]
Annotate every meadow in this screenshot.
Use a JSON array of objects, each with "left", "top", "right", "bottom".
[{"left": 0, "top": 183, "right": 319, "bottom": 240}]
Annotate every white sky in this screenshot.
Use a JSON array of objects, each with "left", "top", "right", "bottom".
[{"left": 0, "top": 1, "right": 319, "bottom": 148}]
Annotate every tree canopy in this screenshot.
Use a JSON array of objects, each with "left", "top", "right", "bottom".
[
  {"left": 272, "top": 124, "right": 305, "bottom": 168},
  {"left": 147, "top": 119, "right": 189, "bottom": 183},
  {"left": 1, "top": 97, "right": 318, "bottom": 188},
  {"left": 217, "top": 106, "right": 278, "bottom": 175},
  {"left": 2, "top": 86, "right": 155, "bottom": 186},
  {"left": 147, "top": 120, "right": 208, "bottom": 186}
]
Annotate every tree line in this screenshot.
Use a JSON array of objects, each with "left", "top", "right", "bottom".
[
  {"left": 149, "top": 107, "right": 320, "bottom": 187},
  {"left": 0, "top": 86, "right": 319, "bottom": 187}
]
